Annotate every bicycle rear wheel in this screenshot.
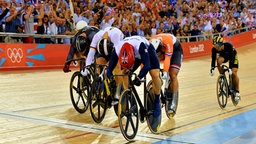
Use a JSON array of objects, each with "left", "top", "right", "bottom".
[
  {"left": 146, "top": 81, "right": 161, "bottom": 133},
  {"left": 118, "top": 89, "right": 139, "bottom": 141},
  {"left": 216, "top": 75, "right": 228, "bottom": 109},
  {"left": 90, "top": 78, "right": 107, "bottom": 123},
  {"left": 70, "top": 71, "right": 89, "bottom": 113}
]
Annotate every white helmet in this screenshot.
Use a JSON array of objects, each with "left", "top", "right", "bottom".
[
  {"left": 150, "top": 38, "right": 162, "bottom": 53},
  {"left": 75, "top": 20, "right": 88, "bottom": 31}
]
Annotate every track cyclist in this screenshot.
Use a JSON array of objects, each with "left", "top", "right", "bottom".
[
  {"left": 150, "top": 33, "right": 183, "bottom": 117},
  {"left": 210, "top": 35, "right": 240, "bottom": 100},
  {"left": 63, "top": 20, "right": 99, "bottom": 72},
  {"left": 106, "top": 35, "right": 162, "bottom": 131},
  {"left": 80, "top": 26, "right": 124, "bottom": 104}
]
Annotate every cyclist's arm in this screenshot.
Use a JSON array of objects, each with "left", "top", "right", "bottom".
[
  {"left": 228, "top": 45, "right": 236, "bottom": 68},
  {"left": 107, "top": 49, "right": 118, "bottom": 79},
  {"left": 138, "top": 43, "right": 150, "bottom": 79},
  {"left": 163, "top": 41, "right": 173, "bottom": 72},
  {"left": 211, "top": 48, "right": 217, "bottom": 68},
  {"left": 85, "top": 47, "right": 96, "bottom": 66},
  {"left": 65, "top": 40, "right": 76, "bottom": 65}
]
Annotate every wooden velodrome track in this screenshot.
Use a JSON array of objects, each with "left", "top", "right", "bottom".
[{"left": 0, "top": 43, "right": 255, "bottom": 144}]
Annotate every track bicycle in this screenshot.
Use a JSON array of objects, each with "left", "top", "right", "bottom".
[
  {"left": 68, "top": 57, "right": 92, "bottom": 114},
  {"left": 216, "top": 65, "right": 239, "bottom": 109},
  {"left": 88, "top": 64, "right": 123, "bottom": 123},
  {"left": 118, "top": 71, "right": 161, "bottom": 141}
]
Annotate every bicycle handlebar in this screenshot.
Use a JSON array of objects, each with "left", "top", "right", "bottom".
[
  {"left": 66, "top": 57, "right": 86, "bottom": 64},
  {"left": 215, "top": 65, "right": 230, "bottom": 74}
]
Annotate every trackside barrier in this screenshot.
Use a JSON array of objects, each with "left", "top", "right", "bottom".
[
  {"left": 182, "top": 29, "right": 256, "bottom": 59},
  {"left": 0, "top": 29, "right": 255, "bottom": 71}
]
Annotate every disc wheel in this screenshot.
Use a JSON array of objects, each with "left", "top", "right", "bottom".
[
  {"left": 90, "top": 78, "right": 107, "bottom": 123},
  {"left": 70, "top": 71, "right": 89, "bottom": 113},
  {"left": 118, "top": 89, "right": 139, "bottom": 141},
  {"left": 216, "top": 75, "right": 228, "bottom": 109}
]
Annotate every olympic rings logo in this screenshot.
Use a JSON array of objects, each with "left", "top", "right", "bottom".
[{"left": 7, "top": 48, "right": 23, "bottom": 63}]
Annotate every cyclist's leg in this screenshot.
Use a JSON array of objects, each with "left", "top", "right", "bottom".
[
  {"left": 166, "top": 42, "right": 182, "bottom": 115},
  {"left": 216, "top": 56, "right": 225, "bottom": 73},
  {"left": 230, "top": 53, "right": 240, "bottom": 99},
  {"left": 112, "top": 62, "right": 126, "bottom": 104},
  {"left": 166, "top": 68, "right": 179, "bottom": 114},
  {"left": 148, "top": 44, "right": 161, "bottom": 131},
  {"left": 148, "top": 45, "right": 161, "bottom": 113}
]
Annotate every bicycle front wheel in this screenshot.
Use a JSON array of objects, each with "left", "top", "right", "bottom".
[
  {"left": 70, "top": 71, "right": 89, "bottom": 113},
  {"left": 216, "top": 75, "right": 228, "bottom": 109},
  {"left": 118, "top": 89, "right": 139, "bottom": 141}
]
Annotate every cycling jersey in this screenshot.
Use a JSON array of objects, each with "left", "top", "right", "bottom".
[
  {"left": 211, "top": 42, "right": 239, "bottom": 68},
  {"left": 107, "top": 36, "right": 160, "bottom": 79},
  {"left": 150, "top": 33, "right": 183, "bottom": 71},
  {"left": 86, "top": 26, "right": 124, "bottom": 66},
  {"left": 65, "top": 26, "right": 99, "bottom": 64},
  {"left": 90, "top": 26, "right": 124, "bottom": 49}
]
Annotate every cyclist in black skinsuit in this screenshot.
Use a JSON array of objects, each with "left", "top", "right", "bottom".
[
  {"left": 210, "top": 35, "right": 240, "bottom": 100},
  {"left": 63, "top": 21, "right": 99, "bottom": 72}
]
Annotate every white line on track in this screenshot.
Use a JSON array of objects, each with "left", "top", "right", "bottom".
[{"left": 0, "top": 110, "right": 168, "bottom": 142}]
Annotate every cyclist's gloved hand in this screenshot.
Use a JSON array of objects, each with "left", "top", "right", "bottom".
[
  {"left": 161, "top": 71, "right": 168, "bottom": 79},
  {"left": 63, "top": 63, "right": 71, "bottom": 73},
  {"left": 81, "top": 68, "right": 89, "bottom": 76},
  {"left": 109, "top": 77, "right": 116, "bottom": 88},
  {"left": 210, "top": 67, "right": 215, "bottom": 76},
  {"left": 133, "top": 76, "right": 141, "bottom": 86},
  {"left": 228, "top": 68, "right": 232, "bottom": 75}
]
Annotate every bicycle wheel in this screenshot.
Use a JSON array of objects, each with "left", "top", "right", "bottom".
[
  {"left": 90, "top": 78, "right": 107, "bottom": 123},
  {"left": 146, "top": 81, "right": 161, "bottom": 133},
  {"left": 118, "top": 89, "right": 139, "bottom": 141},
  {"left": 70, "top": 71, "right": 89, "bottom": 113},
  {"left": 216, "top": 75, "right": 228, "bottom": 109}
]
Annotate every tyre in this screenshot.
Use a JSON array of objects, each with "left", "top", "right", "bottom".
[
  {"left": 118, "top": 89, "right": 139, "bottom": 141},
  {"left": 70, "top": 71, "right": 89, "bottom": 113},
  {"left": 216, "top": 75, "right": 228, "bottom": 109},
  {"left": 90, "top": 78, "right": 107, "bottom": 123}
]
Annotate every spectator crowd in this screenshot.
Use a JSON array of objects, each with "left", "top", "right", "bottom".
[{"left": 0, "top": 0, "right": 255, "bottom": 43}]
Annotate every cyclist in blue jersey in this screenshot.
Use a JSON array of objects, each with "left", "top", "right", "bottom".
[{"left": 106, "top": 35, "right": 162, "bottom": 131}]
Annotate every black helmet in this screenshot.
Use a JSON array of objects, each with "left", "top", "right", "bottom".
[
  {"left": 97, "top": 38, "right": 114, "bottom": 56},
  {"left": 213, "top": 36, "right": 223, "bottom": 46},
  {"left": 75, "top": 36, "right": 87, "bottom": 52}
]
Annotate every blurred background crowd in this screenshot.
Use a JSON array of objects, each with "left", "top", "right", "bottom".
[{"left": 0, "top": 0, "right": 255, "bottom": 43}]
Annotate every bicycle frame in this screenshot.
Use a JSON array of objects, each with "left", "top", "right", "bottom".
[
  {"left": 127, "top": 72, "right": 152, "bottom": 120},
  {"left": 216, "top": 65, "right": 238, "bottom": 108}
]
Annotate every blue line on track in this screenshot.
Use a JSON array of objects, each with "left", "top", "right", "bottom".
[{"left": 154, "top": 108, "right": 256, "bottom": 144}]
